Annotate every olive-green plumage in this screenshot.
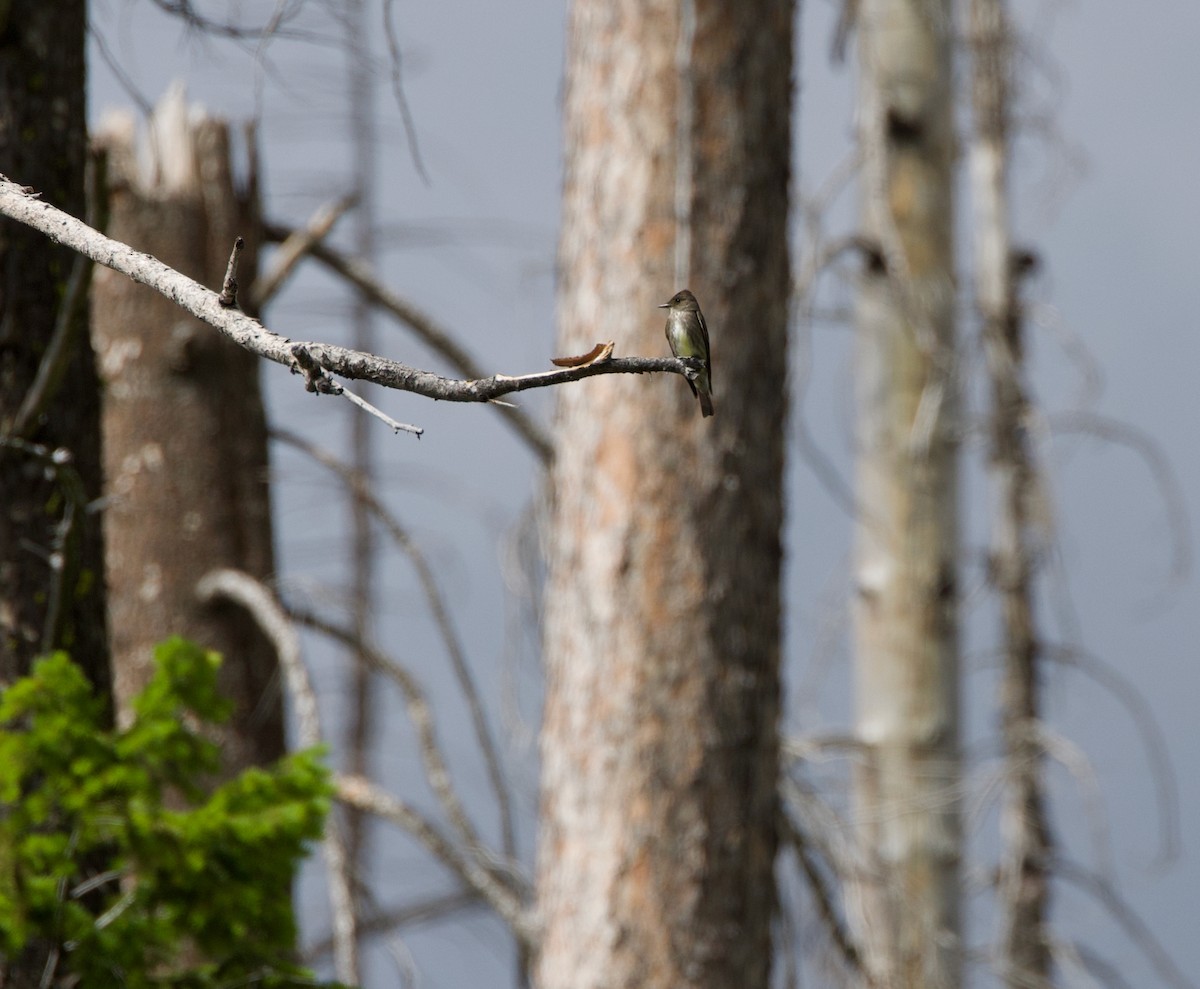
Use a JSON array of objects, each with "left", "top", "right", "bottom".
[{"left": 659, "top": 289, "right": 714, "bottom": 417}]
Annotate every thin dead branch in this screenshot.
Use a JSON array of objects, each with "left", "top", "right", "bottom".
[
  {"left": 1034, "top": 724, "right": 1113, "bottom": 880},
  {"left": 288, "top": 604, "right": 522, "bottom": 887},
  {"left": 381, "top": 0, "right": 429, "bottom": 184},
  {"left": 275, "top": 429, "right": 518, "bottom": 861},
  {"left": 335, "top": 773, "right": 533, "bottom": 948},
  {"left": 0, "top": 178, "right": 698, "bottom": 437}
]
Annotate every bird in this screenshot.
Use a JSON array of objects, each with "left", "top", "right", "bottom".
[{"left": 659, "top": 289, "right": 714, "bottom": 418}]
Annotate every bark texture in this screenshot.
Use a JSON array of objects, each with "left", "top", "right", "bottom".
[
  {"left": 91, "top": 91, "right": 283, "bottom": 768},
  {"left": 536, "top": 2, "right": 792, "bottom": 988},
  {"left": 0, "top": 0, "right": 109, "bottom": 688},
  {"left": 850, "top": 0, "right": 962, "bottom": 986}
]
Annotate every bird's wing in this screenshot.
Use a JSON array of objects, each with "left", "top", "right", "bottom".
[{"left": 697, "top": 307, "right": 712, "bottom": 388}]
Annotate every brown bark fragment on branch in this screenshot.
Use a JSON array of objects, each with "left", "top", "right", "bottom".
[{"left": 550, "top": 341, "right": 614, "bottom": 367}]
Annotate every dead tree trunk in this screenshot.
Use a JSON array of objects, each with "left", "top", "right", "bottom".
[
  {"left": 91, "top": 89, "right": 283, "bottom": 769},
  {"left": 849, "top": 0, "right": 963, "bottom": 986},
  {"left": 969, "top": 0, "right": 1054, "bottom": 981},
  {"left": 536, "top": 1, "right": 793, "bottom": 988}
]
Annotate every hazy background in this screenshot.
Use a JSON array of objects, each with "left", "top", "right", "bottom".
[{"left": 87, "top": 0, "right": 1200, "bottom": 985}]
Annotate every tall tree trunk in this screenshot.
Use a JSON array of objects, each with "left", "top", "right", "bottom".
[
  {"left": 91, "top": 89, "right": 283, "bottom": 769},
  {"left": 536, "top": 2, "right": 792, "bottom": 988},
  {"left": 849, "top": 0, "right": 962, "bottom": 986},
  {"left": 970, "top": 0, "right": 1053, "bottom": 981},
  {"left": 0, "top": 0, "right": 109, "bottom": 689}
]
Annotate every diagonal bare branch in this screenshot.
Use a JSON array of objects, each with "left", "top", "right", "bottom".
[
  {"left": 251, "top": 194, "right": 357, "bottom": 309},
  {"left": 289, "top": 605, "right": 517, "bottom": 882},
  {"left": 336, "top": 772, "right": 533, "bottom": 948},
  {"left": 276, "top": 429, "right": 518, "bottom": 861},
  {"left": 0, "top": 177, "right": 699, "bottom": 435}
]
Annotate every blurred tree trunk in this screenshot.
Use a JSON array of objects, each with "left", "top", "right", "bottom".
[
  {"left": 969, "top": 0, "right": 1053, "bottom": 981},
  {"left": 849, "top": 0, "right": 962, "bottom": 986},
  {"left": 342, "top": 0, "right": 381, "bottom": 886},
  {"left": 0, "top": 0, "right": 109, "bottom": 690},
  {"left": 536, "top": 1, "right": 792, "bottom": 987},
  {"left": 91, "top": 88, "right": 283, "bottom": 769}
]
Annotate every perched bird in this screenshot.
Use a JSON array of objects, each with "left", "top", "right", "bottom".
[{"left": 659, "top": 289, "right": 714, "bottom": 418}]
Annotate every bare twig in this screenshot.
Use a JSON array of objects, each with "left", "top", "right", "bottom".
[
  {"left": 194, "top": 569, "right": 360, "bottom": 987},
  {"left": 217, "top": 236, "right": 244, "bottom": 308},
  {"left": 289, "top": 342, "right": 423, "bottom": 435},
  {"left": 0, "top": 178, "right": 690, "bottom": 436},
  {"left": 340, "top": 380, "right": 424, "bottom": 436},
  {"left": 336, "top": 772, "right": 533, "bottom": 948},
  {"left": 1034, "top": 724, "right": 1112, "bottom": 879},
  {"left": 381, "top": 0, "right": 429, "bottom": 184},
  {"left": 147, "top": 0, "right": 328, "bottom": 45}
]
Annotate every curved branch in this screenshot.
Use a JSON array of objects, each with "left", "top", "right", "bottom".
[
  {"left": 1049, "top": 410, "right": 1192, "bottom": 595},
  {"left": 1056, "top": 857, "right": 1196, "bottom": 989},
  {"left": 195, "top": 568, "right": 360, "bottom": 987}
]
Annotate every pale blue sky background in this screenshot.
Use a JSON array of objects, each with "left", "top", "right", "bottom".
[{"left": 87, "top": 1, "right": 1200, "bottom": 985}]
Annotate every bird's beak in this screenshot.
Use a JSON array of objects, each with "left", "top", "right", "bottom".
[{"left": 657, "top": 302, "right": 670, "bottom": 309}]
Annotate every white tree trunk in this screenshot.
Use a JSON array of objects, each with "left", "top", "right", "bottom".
[{"left": 850, "top": 0, "right": 963, "bottom": 986}]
